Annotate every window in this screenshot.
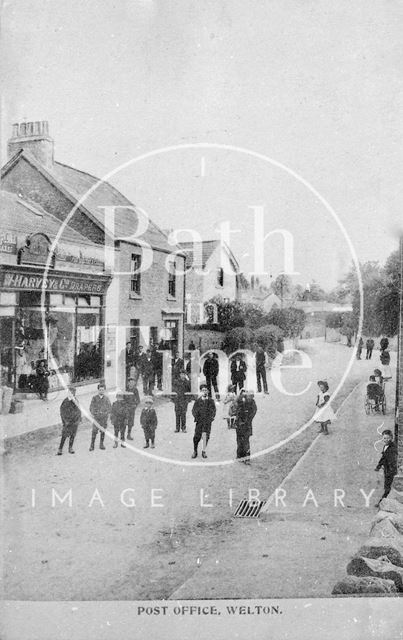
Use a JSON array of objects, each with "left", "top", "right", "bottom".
[
  {"left": 130, "top": 253, "right": 141, "bottom": 295},
  {"left": 217, "top": 267, "right": 224, "bottom": 287},
  {"left": 168, "top": 260, "right": 176, "bottom": 297}
]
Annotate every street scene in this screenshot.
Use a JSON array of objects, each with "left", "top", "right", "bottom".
[{"left": 1, "top": 3, "right": 403, "bottom": 640}]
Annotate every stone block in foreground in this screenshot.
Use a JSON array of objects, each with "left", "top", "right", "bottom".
[
  {"left": 332, "top": 575, "right": 397, "bottom": 595},
  {"left": 379, "top": 498, "right": 403, "bottom": 516},
  {"left": 372, "top": 510, "right": 403, "bottom": 535},
  {"left": 347, "top": 555, "right": 403, "bottom": 591},
  {"left": 357, "top": 537, "right": 403, "bottom": 568}
]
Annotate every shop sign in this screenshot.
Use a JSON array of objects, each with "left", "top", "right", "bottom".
[
  {"left": 57, "top": 243, "right": 104, "bottom": 268},
  {"left": 0, "top": 268, "right": 110, "bottom": 294},
  {"left": 19, "top": 233, "right": 54, "bottom": 267},
  {"left": 0, "top": 231, "right": 17, "bottom": 254}
]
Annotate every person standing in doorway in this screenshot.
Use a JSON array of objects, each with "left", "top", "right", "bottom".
[
  {"left": 57, "top": 387, "right": 81, "bottom": 455},
  {"left": 191, "top": 384, "right": 216, "bottom": 459},
  {"left": 375, "top": 430, "right": 398, "bottom": 506},
  {"left": 89, "top": 383, "right": 111, "bottom": 451}
]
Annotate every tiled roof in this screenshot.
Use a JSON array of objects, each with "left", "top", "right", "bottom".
[
  {"left": 1, "top": 189, "right": 93, "bottom": 246},
  {"left": 50, "top": 161, "right": 177, "bottom": 253},
  {"left": 179, "top": 240, "right": 239, "bottom": 271}
]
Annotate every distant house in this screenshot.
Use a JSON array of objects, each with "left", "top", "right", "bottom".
[
  {"left": 292, "top": 300, "right": 353, "bottom": 339},
  {"left": 180, "top": 240, "right": 240, "bottom": 321},
  {"left": 2, "top": 121, "right": 186, "bottom": 389}
]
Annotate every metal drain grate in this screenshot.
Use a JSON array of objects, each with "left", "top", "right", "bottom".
[{"left": 234, "top": 499, "right": 266, "bottom": 518}]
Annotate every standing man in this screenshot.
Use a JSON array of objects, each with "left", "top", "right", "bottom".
[
  {"left": 235, "top": 389, "right": 257, "bottom": 464},
  {"left": 203, "top": 352, "right": 220, "bottom": 400},
  {"left": 57, "top": 387, "right": 81, "bottom": 455},
  {"left": 124, "top": 342, "right": 136, "bottom": 387},
  {"left": 172, "top": 351, "right": 184, "bottom": 383},
  {"left": 124, "top": 377, "right": 140, "bottom": 440},
  {"left": 151, "top": 345, "right": 163, "bottom": 391},
  {"left": 191, "top": 384, "right": 216, "bottom": 459},
  {"left": 140, "top": 349, "right": 155, "bottom": 396},
  {"left": 231, "top": 354, "right": 247, "bottom": 393},
  {"left": 255, "top": 345, "right": 269, "bottom": 394},
  {"left": 375, "top": 429, "right": 398, "bottom": 506},
  {"left": 366, "top": 337, "right": 375, "bottom": 360},
  {"left": 89, "top": 382, "right": 111, "bottom": 451},
  {"left": 172, "top": 371, "right": 191, "bottom": 432}
]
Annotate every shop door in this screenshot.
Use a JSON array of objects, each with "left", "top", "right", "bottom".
[{"left": 0, "top": 317, "right": 14, "bottom": 386}]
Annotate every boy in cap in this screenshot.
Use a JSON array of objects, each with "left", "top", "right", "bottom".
[
  {"left": 57, "top": 387, "right": 81, "bottom": 455},
  {"left": 140, "top": 396, "right": 158, "bottom": 448},
  {"left": 111, "top": 389, "right": 128, "bottom": 448},
  {"left": 89, "top": 382, "right": 111, "bottom": 450}
]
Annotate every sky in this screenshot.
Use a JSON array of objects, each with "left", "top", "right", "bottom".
[{"left": 1, "top": 0, "right": 402, "bottom": 289}]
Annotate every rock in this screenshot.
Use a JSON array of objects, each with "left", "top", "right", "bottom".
[
  {"left": 332, "top": 575, "right": 397, "bottom": 595},
  {"left": 379, "top": 498, "right": 403, "bottom": 516},
  {"left": 347, "top": 555, "right": 403, "bottom": 591},
  {"left": 369, "top": 518, "right": 401, "bottom": 539},
  {"left": 387, "top": 488, "right": 403, "bottom": 505},
  {"left": 372, "top": 510, "right": 403, "bottom": 535},
  {"left": 357, "top": 537, "right": 403, "bottom": 567}
]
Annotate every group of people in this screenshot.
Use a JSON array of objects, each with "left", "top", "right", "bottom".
[
  {"left": 56, "top": 375, "right": 259, "bottom": 463},
  {"left": 57, "top": 380, "right": 157, "bottom": 455}
]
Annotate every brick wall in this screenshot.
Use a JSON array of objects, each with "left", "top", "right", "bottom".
[{"left": 2, "top": 157, "right": 104, "bottom": 244}]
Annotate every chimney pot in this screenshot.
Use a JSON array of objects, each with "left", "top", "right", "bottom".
[{"left": 7, "top": 120, "right": 54, "bottom": 167}]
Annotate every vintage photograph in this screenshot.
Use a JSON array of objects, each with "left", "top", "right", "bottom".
[{"left": 1, "top": 2, "right": 402, "bottom": 639}]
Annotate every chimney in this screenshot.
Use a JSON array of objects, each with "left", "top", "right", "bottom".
[{"left": 8, "top": 121, "right": 54, "bottom": 168}]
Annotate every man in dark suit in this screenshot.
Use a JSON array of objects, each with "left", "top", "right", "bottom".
[
  {"left": 235, "top": 389, "right": 257, "bottom": 464},
  {"left": 140, "top": 349, "right": 154, "bottom": 395},
  {"left": 191, "top": 384, "right": 216, "bottom": 459},
  {"left": 375, "top": 429, "right": 398, "bottom": 505},
  {"left": 203, "top": 352, "right": 220, "bottom": 400},
  {"left": 172, "top": 351, "right": 184, "bottom": 383},
  {"left": 231, "top": 354, "right": 247, "bottom": 393},
  {"left": 57, "top": 387, "right": 81, "bottom": 455}
]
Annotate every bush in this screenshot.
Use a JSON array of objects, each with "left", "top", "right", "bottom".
[
  {"left": 254, "top": 325, "right": 284, "bottom": 358},
  {"left": 223, "top": 327, "right": 254, "bottom": 353}
]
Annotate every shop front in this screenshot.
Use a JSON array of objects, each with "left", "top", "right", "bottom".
[{"left": 0, "top": 264, "right": 111, "bottom": 393}]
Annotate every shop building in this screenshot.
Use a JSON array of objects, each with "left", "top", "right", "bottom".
[
  {"left": 1, "top": 121, "right": 186, "bottom": 390},
  {"left": 0, "top": 190, "right": 111, "bottom": 393}
]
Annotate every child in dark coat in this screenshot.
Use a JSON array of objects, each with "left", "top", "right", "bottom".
[
  {"left": 111, "top": 390, "right": 128, "bottom": 448},
  {"left": 140, "top": 396, "right": 158, "bottom": 448}
]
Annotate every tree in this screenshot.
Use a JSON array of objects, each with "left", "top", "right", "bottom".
[
  {"left": 254, "top": 325, "right": 284, "bottom": 358},
  {"left": 267, "top": 308, "right": 306, "bottom": 338},
  {"left": 223, "top": 327, "right": 254, "bottom": 353},
  {"left": 270, "top": 274, "right": 291, "bottom": 304},
  {"left": 375, "top": 249, "right": 400, "bottom": 337},
  {"left": 325, "top": 312, "right": 343, "bottom": 329}
]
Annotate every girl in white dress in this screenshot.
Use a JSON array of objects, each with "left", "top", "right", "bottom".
[{"left": 314, "top": 380, "right": 336, "bottom": 435}]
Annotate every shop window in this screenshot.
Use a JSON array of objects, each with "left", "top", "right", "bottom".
[
  {"left": 75, "top": 309, "right": 102, "bottom": 382},
  {"left": 130, "top": 254, "right": 141, "bottom": 295}
]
